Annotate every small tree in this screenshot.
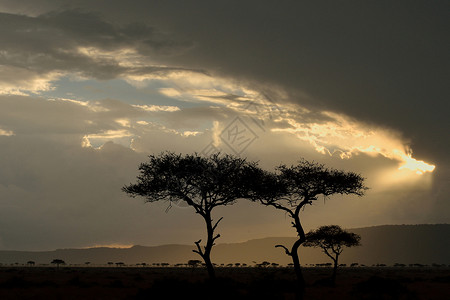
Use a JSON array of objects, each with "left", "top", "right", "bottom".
[
  {"left": 51, "top": 259, "right": 66, "bottom": 269},
  {"left": 260, "top": 261, "right": 270, "bottom": 268},
  {"left": 123, "top": 152, "right": 258, "bottom": 280},
  {"left": 251, "top": 159, "right": 367, "bottom": 298},
  {"left": 303, "top": 225, "right": 361, "bottom": 284},
  {"left": 188, "top": 259, "right": 202, "bottom": 268},
  {"left": 27, "top": 261, "right": 35, "bottom": 267}
]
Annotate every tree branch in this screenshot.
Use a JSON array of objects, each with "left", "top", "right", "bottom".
[
  {"left": 267, "top": 202, "right": 294, "bottom": 217},
  {"left": 212, "top": 233, "right": 221, "bottom": 245},
  {"left": 323, "top": 248, "right": 336, "bottom": 262},
  {"left": 212, "top": 217, "right": 223, "bottom": 232},
  {"left": 192, "top": 239, "right": 204, "bottom": 257},
  {"left": 275, "top": 244, "right": 292, "bottom": 256}
]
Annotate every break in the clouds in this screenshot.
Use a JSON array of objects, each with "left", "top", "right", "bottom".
[{"left": 0, "top": 1, "right": 448, "bottom": 250}]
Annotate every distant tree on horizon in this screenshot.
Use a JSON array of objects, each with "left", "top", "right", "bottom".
[
  {"left": 188, "top": 259, "right": 202, "bottom": 268},
  {"left": 258, "top": 261, "right": 270, "bottom": 268},
  {"left": 303, "top": 225, "right": 361, "bottom": 285},
  {"left": 27, "top": 261, "right": 35, "bottom": 266},
  {"left": 51, "top": 259, "right": 66, "bottom": 269},
  {"left": 250, "top": 159, "right": 367, "bottom": 298},
  {"left": 123, "top": 152, "right": 259, "bottom": 280}
]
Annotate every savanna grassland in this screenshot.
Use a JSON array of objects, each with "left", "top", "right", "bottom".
[{"left": 0, "top": 266, "right": 449, "bottom": 299}]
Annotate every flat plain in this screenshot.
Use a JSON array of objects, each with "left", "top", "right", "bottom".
[{"left": 0, "top": 266, "right": 449, "bottom": 299}]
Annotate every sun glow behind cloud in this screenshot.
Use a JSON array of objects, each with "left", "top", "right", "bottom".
[
  {"left": 270, "top": 110, "right": 436, "bottom": 178},
  {"left": 396, "top": 151, "right": 436, "bottom": 175}
]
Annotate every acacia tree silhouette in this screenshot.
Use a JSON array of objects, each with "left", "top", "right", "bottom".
[
  {"left": 188, "top": 259, "right": 202, "bottom": 268},
  {"left": 251, "top": 159, "right": 367, "bottom": 299},
  {"left": 303, "top": 225, "right": 361, "bottom": 285},
  {"left": 51, "top": 259, "right": 65, "bottom": 269},
  {"left": 123, "top": 152, "right": 258, "bottom": 280}
]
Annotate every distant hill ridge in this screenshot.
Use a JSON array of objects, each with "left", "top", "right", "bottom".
[{"left": 1, "top": 224, "right": 448, "bottom": 266}]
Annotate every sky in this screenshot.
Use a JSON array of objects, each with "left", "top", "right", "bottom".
[{"left": 0, "top": 0, "right": 448, "bottom": 251}]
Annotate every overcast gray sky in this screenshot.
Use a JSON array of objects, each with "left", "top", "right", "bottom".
[{"left": 0, "top": 0, "right": 448, "bottom": 251}]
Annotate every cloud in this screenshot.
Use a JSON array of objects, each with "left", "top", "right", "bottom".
[
  {"left": 0, "top": 135, "right": 151, "bottom": 250},
  {"left": 132, "top": 104, "right": 180, "bottom": 112},
  {"left": 0, "top": 4, "right": 443, "bottom": 171},
  {"left": 268, "top": 109, "right": 436, "bottom": 174},
  {"left": 0, "top": 65, "right": 61, "bottom": 95},
  {"left": 0, "top": 128, "right": 14, "bottom": 136},
  {"left": 0, "top": 9, "right": 195, "bottom": 94},
  {"left": 0, "top": 95, "right": 161, "bottom": 140}
]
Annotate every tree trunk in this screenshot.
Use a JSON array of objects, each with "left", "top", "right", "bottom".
[
  {"left": 291, "top": 205, "right": 307, "bottom": 300},
  {"left": 291, "top": 239, "right": 305, "bottom": 297},
  {"left": 198, "top": 211, "right": 216, "bottom": 280},
  {"left": 203, "top": 253, "right": 216, "bottom": 280},
  {"left": 331, "top": 254, "right": 339, "bottom": 285}
]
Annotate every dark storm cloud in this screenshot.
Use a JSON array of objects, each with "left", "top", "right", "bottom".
[
  {"left": 0, "top": 9, "right": 193, "bottom": 81},
  {"left": 4, "top": 0, "right": 444, "bottom": 162},
  {"left": 148, "top": 1, "right": 448, "bottom": 163}
]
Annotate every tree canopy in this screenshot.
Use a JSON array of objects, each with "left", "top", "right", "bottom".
[
  {"left": 304, "top": 225, "right": 361, "bottom": 252},
  {"left": 123, "top": 152, "right": 258, "bottom": 213}
]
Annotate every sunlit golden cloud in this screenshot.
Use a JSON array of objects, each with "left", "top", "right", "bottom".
[
  {"left": 270, "top": 110, "right": 436, "bottom": 177},
  {"left": 132, "top": 104, "right": 180, "bottom": 112},
  {"left": 396, "top": 151, "right": 436, "bottom": 175},
  {"left": 0, "top": 128, "right": 14, "bottom": 136},
  {"left": 0, "top": 65, "right": 62, "bottom": 95},
  {"left": 130, "top": 70, "right": 437, "bottom": 180},
  {"left": 76, "top": 47, "right": 145, "bottom": 68},
  {"left": 82, "top": 130, "right": 134, "bottom": 148},
  {"left": 2, "top": 39, "right": 435, "bottom": 181},
  {"left": 82, "top": 243, "right": 134, "bottom": 249}
]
